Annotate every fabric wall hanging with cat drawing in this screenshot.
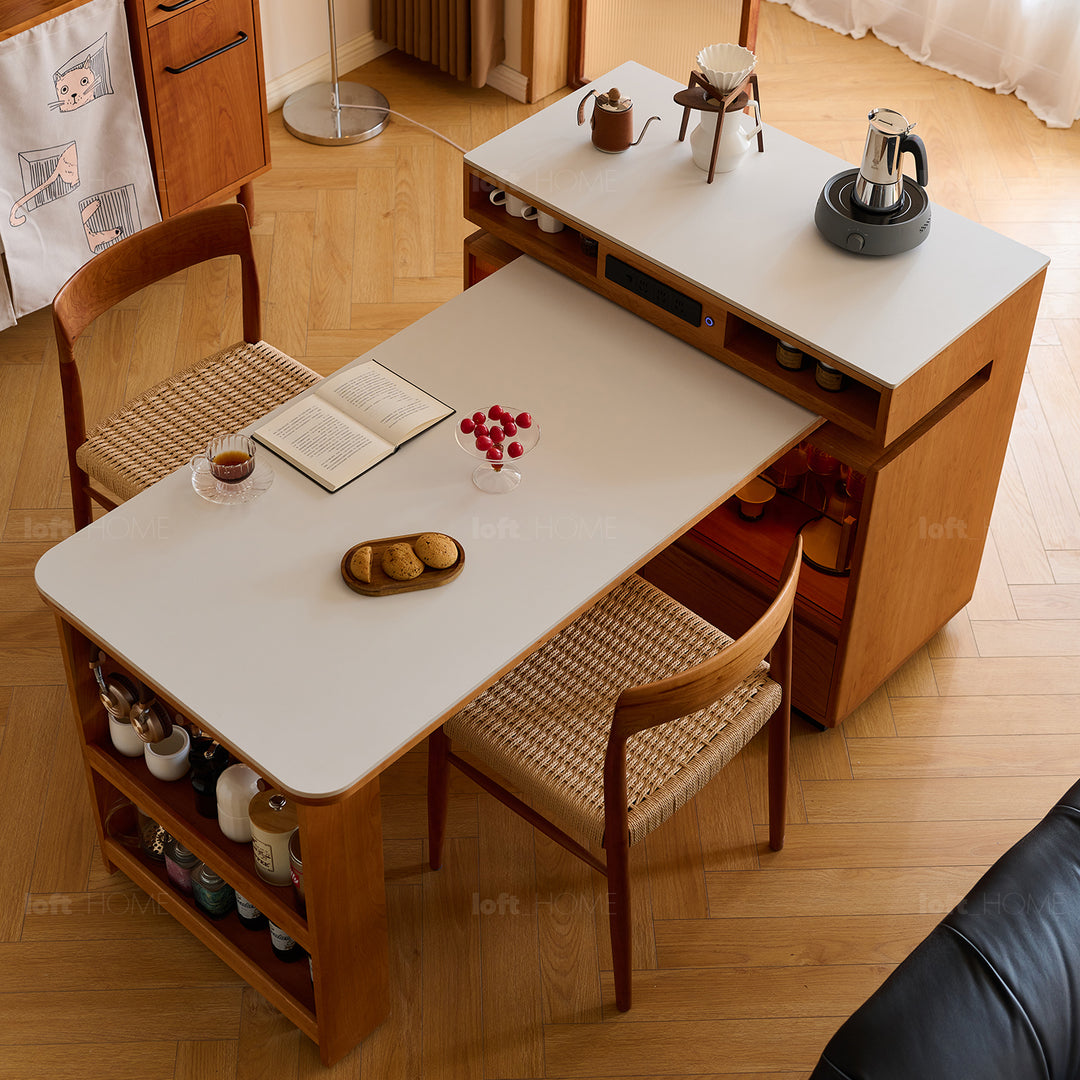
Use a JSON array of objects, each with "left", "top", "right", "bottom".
[{"left": 0, "top": 0, "right": 160, "bottom": 331}]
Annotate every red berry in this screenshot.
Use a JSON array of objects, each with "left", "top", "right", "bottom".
[
  {"left": 486, "top": 446, "right": 503, "bottom": 461},
  {"left": 489, "top": 427, "right": 505, "bottom": 444},
  {"left": 507, "top": 441, "right": 524, "bottom": 458},
  {"left": 515, "top": 412, "right": 532, "bottom": 428},
  {"left": 488, "top": 405, "right": 504, "bottom": 420},
  {"left": 460, "top": 418, "right": 475, "bottom": 434},
  {"left": 475, "top": 435, "right": 493, "bottom": 451},
  {"left": 472, "top": 411, "right": 486, "bottom": 425},
  {"left": 474, "top": 423, "right": 489, "bottom": 438},
  {"left": 502, "top": 421, "right": 517, "bottom": 437}
]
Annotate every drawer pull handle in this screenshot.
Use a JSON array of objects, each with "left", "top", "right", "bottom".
[
  {"left": 165, "top": 31, "right": 248, "bottom": 74},
  {"left": 157, "top": 0, "right": 198, "bottom": 11}
]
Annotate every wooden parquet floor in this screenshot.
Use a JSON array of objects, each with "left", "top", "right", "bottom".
[{"left": 3, "top": 3, "right": 1080, "bottom": 1076}]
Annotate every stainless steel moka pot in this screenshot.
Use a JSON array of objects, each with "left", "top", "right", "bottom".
[{"left": 852, "top": 108, "right": 928, "bottom": 213}]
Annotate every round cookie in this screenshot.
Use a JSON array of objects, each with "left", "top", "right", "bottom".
[
  {"left": 348, "top": 545, "right": 374, "bottom": 583},
  {"left": 414, "top": 532, "right": 458, "bottom": 570},
  {"left": 382, "top": 542, "right": 425, "bottom": 581}
]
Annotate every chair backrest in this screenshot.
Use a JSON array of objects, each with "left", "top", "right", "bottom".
[
  {"left": 51, "top": 203, "right": 261, "bottom": 494},
  {"left": 613, "top": 533, "right": 801, "bottom": 740},
  {"left": 52, "top": 202, "right": 261, "bottom": 368}
]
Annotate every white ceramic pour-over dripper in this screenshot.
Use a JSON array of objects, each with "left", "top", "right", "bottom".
[{"left": 696, "top": 42, "right": 756, "bottom": 94}]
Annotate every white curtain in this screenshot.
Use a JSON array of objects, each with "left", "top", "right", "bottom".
[{"left": 766, "top": 0, "right": 1080, "bottom": 128}]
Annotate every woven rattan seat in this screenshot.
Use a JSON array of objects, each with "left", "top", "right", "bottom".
[
  {"left": 429, "top": 537, "right": 802, "bottom": 1013},
  {"left": 53, "top": 203, "right": 322, "bottom": 530},
  {"left": 445, "top": 574, "right": 780, "bottom": 848},
  {"left": 75, "top": 341, "right": 320, "bottom": 502}
]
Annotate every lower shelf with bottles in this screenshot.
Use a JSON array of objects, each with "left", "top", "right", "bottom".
[{"left": 86, "top": 737, "right": 316, "bottom": 1036}]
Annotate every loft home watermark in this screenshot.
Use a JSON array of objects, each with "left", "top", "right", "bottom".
[
  {"left": 471, "top": 515, "right": 617, "bottom": 541},
  {"left": 472, "top": 890, "right": 606, "bottom": 916},
  {"left": 918, "top": 516, "right": 967, "bottom": 540}
]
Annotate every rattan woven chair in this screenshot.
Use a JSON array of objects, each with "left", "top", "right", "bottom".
[
  {"left": 52, "top": 203, "right": 322, "bottom": 531},
  {"left": 428, "top": 535, "right": 802, "bottom": 1011}
]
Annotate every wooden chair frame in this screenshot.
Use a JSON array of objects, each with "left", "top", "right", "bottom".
[
  {"left": 52, "top": 203, "right": 261, "bottom": 531},
  {"left": 568, "top": 0, "right": 761, "bottom": 88},
  {"left": 429, "top": 535, "right": 801, "bottom": 1011}
]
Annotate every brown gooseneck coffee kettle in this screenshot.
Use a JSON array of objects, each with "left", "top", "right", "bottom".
[{"left": 577, "top": 87, "right": 660, "bottom": 153}]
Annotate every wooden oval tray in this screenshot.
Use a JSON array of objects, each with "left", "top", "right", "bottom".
[{"left": 340, "top": 534, "right": 465, "bottom": 596}]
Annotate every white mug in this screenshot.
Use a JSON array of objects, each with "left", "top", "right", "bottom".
[
  {"left": 109, "top": 714, "right": 145, "bottom": 757},
  {"left": 144, "top": 725, "right": 190, "bottom": 781},
  {"left": 536, "top": 210, "right": 564, "bottom": 234},
  {"left": 488, "top": 189, "right": 534, "bottom": 218}
]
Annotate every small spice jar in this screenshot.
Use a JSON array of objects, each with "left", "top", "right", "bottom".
[
  {"left": 775, "top": 340, "right": 804, "bottom": 371},
  {"left": 164, "top": 835, "right": 200, "bottom": 895},
  {"left": 815, "top": 360, "right": 846, "bottom": 392},
  {"left": 249, "top": 790, "right": 299, "bottom": 886},
  {"left": 191, "top": 863, "right": 235, "bottom": 920}
]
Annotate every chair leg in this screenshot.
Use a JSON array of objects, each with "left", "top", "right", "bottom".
[
  {"left": 71, "top": 472, "right": 94, "bottom": 532},
  {"left": 427, "top": 727, "right": 450, "bottom": 870},
  {"left": 606, "top": 829, "right": 633, "bottom": 1011},
  {"left": 767, "top": 701, "right": 790, "bottom": 851}
]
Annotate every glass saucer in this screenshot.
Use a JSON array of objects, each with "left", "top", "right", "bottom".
[
  {"left": 191, "top": 459, "right": 274, "bottom": 504},
  {"left": 455, "top": 409, "right": 540, "bottom": 494}
]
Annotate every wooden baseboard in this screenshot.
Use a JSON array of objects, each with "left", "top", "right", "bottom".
[{"left": 265, "top": 32, "right": 394, "bottom": 113}]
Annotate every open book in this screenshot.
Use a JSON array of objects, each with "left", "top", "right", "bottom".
[{"left": 252, "top": 360, "right": 454, "bottom": 492}]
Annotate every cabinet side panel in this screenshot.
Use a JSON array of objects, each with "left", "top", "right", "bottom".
[{"left": 830, "top": 271, "right": 1045, "bottom": 720}]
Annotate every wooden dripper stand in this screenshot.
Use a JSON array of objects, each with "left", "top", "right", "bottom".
[{"left": 674, "top": 69, "right": 764, "bottom": 183}]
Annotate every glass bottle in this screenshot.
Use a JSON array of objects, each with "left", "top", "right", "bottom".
[
  {"left": 163, "top": 835, "right": 200, "bottom": 895},
  {"left": 268, "top": 920, "right": 305, "bottom": 963},
  {"left": 191, "top": 863, "right": 235, "bottom": 920},
  {"left": 235, "top": 892, "right": 268, "bottom": 931}
]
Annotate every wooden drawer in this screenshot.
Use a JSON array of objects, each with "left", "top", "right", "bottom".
[
  {"left": 147, "top": 0, "right": 266, "bottom": 214},
  {"left": 140, "top": 0, "right": 211, "bottom": 30}
]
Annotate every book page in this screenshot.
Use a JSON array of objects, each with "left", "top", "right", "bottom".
[
  {"left": 322, "top": 360, "right": 451, "bottom": 445},
  {"left": 256, "top": 397, "right": 393, "bottom": 489}
]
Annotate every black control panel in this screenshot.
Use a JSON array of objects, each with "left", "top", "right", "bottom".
[{"left": 604, "top": 255, "right": 702, "bottom": 327}]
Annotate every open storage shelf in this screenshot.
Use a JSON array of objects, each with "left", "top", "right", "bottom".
[
  {"left": 54, "top": 611, "right": 390, "bottom": 1065},
  {"left": 88, "top": 740, "right": 309, "bottom": 944},
  {"left": 101, "top": 833, "right": 317, "bottom": 1036}
]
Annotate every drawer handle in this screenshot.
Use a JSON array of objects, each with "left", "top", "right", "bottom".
[
  {"left": 157, "top": 0, "right": 198, "bottom": 11},
  {"left": 164, "top": 31, "right": 248, "bottom": 74}
]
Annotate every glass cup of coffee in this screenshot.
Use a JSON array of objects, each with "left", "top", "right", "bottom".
[{"left": 191, "top": 434, "right": 257, "bottom": 485}]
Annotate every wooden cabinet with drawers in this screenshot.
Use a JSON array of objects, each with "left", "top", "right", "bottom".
[{"left": 125, "top": 0, "right": 270, "bottom": 217}]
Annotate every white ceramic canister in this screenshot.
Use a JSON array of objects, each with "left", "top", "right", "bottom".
[
  {"left": 249, "top": 790, "right": 299, "bottom": 886},
  {"left": 216, "top": 764, "right": 262, "bottom": 842}
]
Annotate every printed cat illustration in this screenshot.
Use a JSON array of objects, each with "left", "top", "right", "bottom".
[
  {"left": 49, "top": 35, "right": 112, "bottom": 113},
  {"left": 81, "top": 199, "right": 122, "bottom": 252},
  {"left": 8, "top": 143, "right": 79, "bottom": 227},
  {"left": 51, "top": 65, "right": 96, "bottom": 112}
]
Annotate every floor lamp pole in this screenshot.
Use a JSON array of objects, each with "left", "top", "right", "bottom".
[{"left": 282, "top": 0, "right": 389, "bottom": 146}]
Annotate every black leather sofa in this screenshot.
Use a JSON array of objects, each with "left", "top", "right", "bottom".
[{"left": 808, "top": 778, "right": 1080, "bottom": 1080}]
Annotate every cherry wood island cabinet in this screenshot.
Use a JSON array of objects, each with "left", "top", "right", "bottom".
[
  {"left": 0, "top": 0, "right": 271, "bottom": 218},
  {"left": 463, "top": 62, "right": 1049, "bottom": 727}
]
